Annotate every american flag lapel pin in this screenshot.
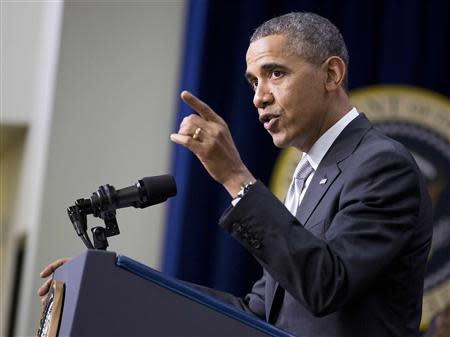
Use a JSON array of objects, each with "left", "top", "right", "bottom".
[{"left": 319, "top": 178, "right": 327, "bottom": 185}]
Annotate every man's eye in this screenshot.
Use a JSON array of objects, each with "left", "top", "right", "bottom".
[
  {"left": 251, "top": 80, "right": 258, "bottom": 90},
  {"left": 272, "top": 70, "right": 283, "bottom": 78}
]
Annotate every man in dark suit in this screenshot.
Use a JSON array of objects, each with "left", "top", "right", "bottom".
[
  {"left": 169, "top": 12, "right": 433, "bottom": 337},
  {"left": 40, "top": 12, "right": 432, "bottom": 337}
]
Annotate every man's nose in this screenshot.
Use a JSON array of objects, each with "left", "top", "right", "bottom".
[{"left": 253, "top": 83, "right": 274, "bottom": 109}]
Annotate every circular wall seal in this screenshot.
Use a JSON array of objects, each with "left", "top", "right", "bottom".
[{"left": 269, "top": 85, "right": 450, "bottom": 333}]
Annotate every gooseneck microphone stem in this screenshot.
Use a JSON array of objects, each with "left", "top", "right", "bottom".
[{"left": 67, "top": 175, "right": 176, "bottom": 250}]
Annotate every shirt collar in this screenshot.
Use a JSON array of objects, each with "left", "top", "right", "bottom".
[{"left": 302, "top": 107, "right": 359, "bottom": 171}]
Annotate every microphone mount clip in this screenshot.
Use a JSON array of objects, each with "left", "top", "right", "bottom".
[{"left": 67, "top": 184, "right": 121, "bottom": 250}]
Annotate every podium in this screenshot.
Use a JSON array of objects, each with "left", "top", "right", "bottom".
[{"left": 40, "top": 250, "right": 294, "bottom": 336}]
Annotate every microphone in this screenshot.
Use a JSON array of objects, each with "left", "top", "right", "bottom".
[
  {"left": 113, "top": 175, "right": 177, "bottom": 209},
  {"left": 75, "top": 175, "right": 177, "bottom": 216},
  {"left": 67, "top": 175, "right": 176, "bottom": 250}
]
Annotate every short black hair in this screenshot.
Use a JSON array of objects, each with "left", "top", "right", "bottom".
[{"left": 251, "top": 12, "right": 349, "bottom": 90}]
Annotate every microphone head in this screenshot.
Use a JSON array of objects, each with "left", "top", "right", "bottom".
[{"left": 138, "top": 175, "right": 177, "bottom": 208}]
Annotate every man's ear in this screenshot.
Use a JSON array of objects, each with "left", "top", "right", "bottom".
[{"left": 323, "top": 56, "right": 346, "bottom": 91}]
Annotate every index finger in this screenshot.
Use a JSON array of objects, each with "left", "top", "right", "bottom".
[
  {"left": 180, "top": 91, "right": 222, "bottom": 123},
  {"left": 39, "top": 257, "right": 70, "bottom": 278}
]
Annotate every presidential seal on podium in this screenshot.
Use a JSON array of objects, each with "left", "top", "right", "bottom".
[{"left": 37, "top": 280, "right": 65, "bottom": 337}]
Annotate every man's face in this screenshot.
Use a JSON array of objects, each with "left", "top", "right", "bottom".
[{"left": 245, "top": 34, "right": 331, "bottom": 152}]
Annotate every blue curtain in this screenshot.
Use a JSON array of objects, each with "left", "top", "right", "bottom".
[{"left": 163, "top": 0, "right": 449, "bottom": 298}]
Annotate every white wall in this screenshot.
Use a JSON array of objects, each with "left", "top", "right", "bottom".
[
  {"left": 1, "top": 0, "right": 42, "bottom": 125},
  {"left": 1, "top": 1, "right": 185, "bottom": 335}
]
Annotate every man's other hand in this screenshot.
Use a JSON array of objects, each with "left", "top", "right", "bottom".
[{"left": 37, "top": 257, "right": 70, "bottom": 305}]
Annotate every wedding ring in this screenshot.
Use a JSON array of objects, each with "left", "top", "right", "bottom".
[{"left": 192, "top": 127, "right": 202, "bottom": 140}]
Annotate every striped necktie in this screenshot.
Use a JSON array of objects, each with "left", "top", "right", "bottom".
[{"left": 284, "top": 159, "right": 314, "bottom": 216}]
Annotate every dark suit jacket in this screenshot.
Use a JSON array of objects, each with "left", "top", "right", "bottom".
[{"left": 196, "top": 114, "right": 433, "bottom": 337}]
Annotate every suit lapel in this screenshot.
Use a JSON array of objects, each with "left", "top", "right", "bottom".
[
  {"left": 297, "top": 164, "right": 340, "bottom": 225},
  {"left": 268, "top": 166, "right": 341, "bottom": 321},
  {"left": 297, "top": 114, "right": 372, "bottom": 226}
]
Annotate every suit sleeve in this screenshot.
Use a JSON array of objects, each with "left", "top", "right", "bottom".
[
  {"left": 218, "top": 149, "right": 426, "bottom": 317},
  {"left": 186, "top": 272, "right": 268, "bottom": 319}
]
